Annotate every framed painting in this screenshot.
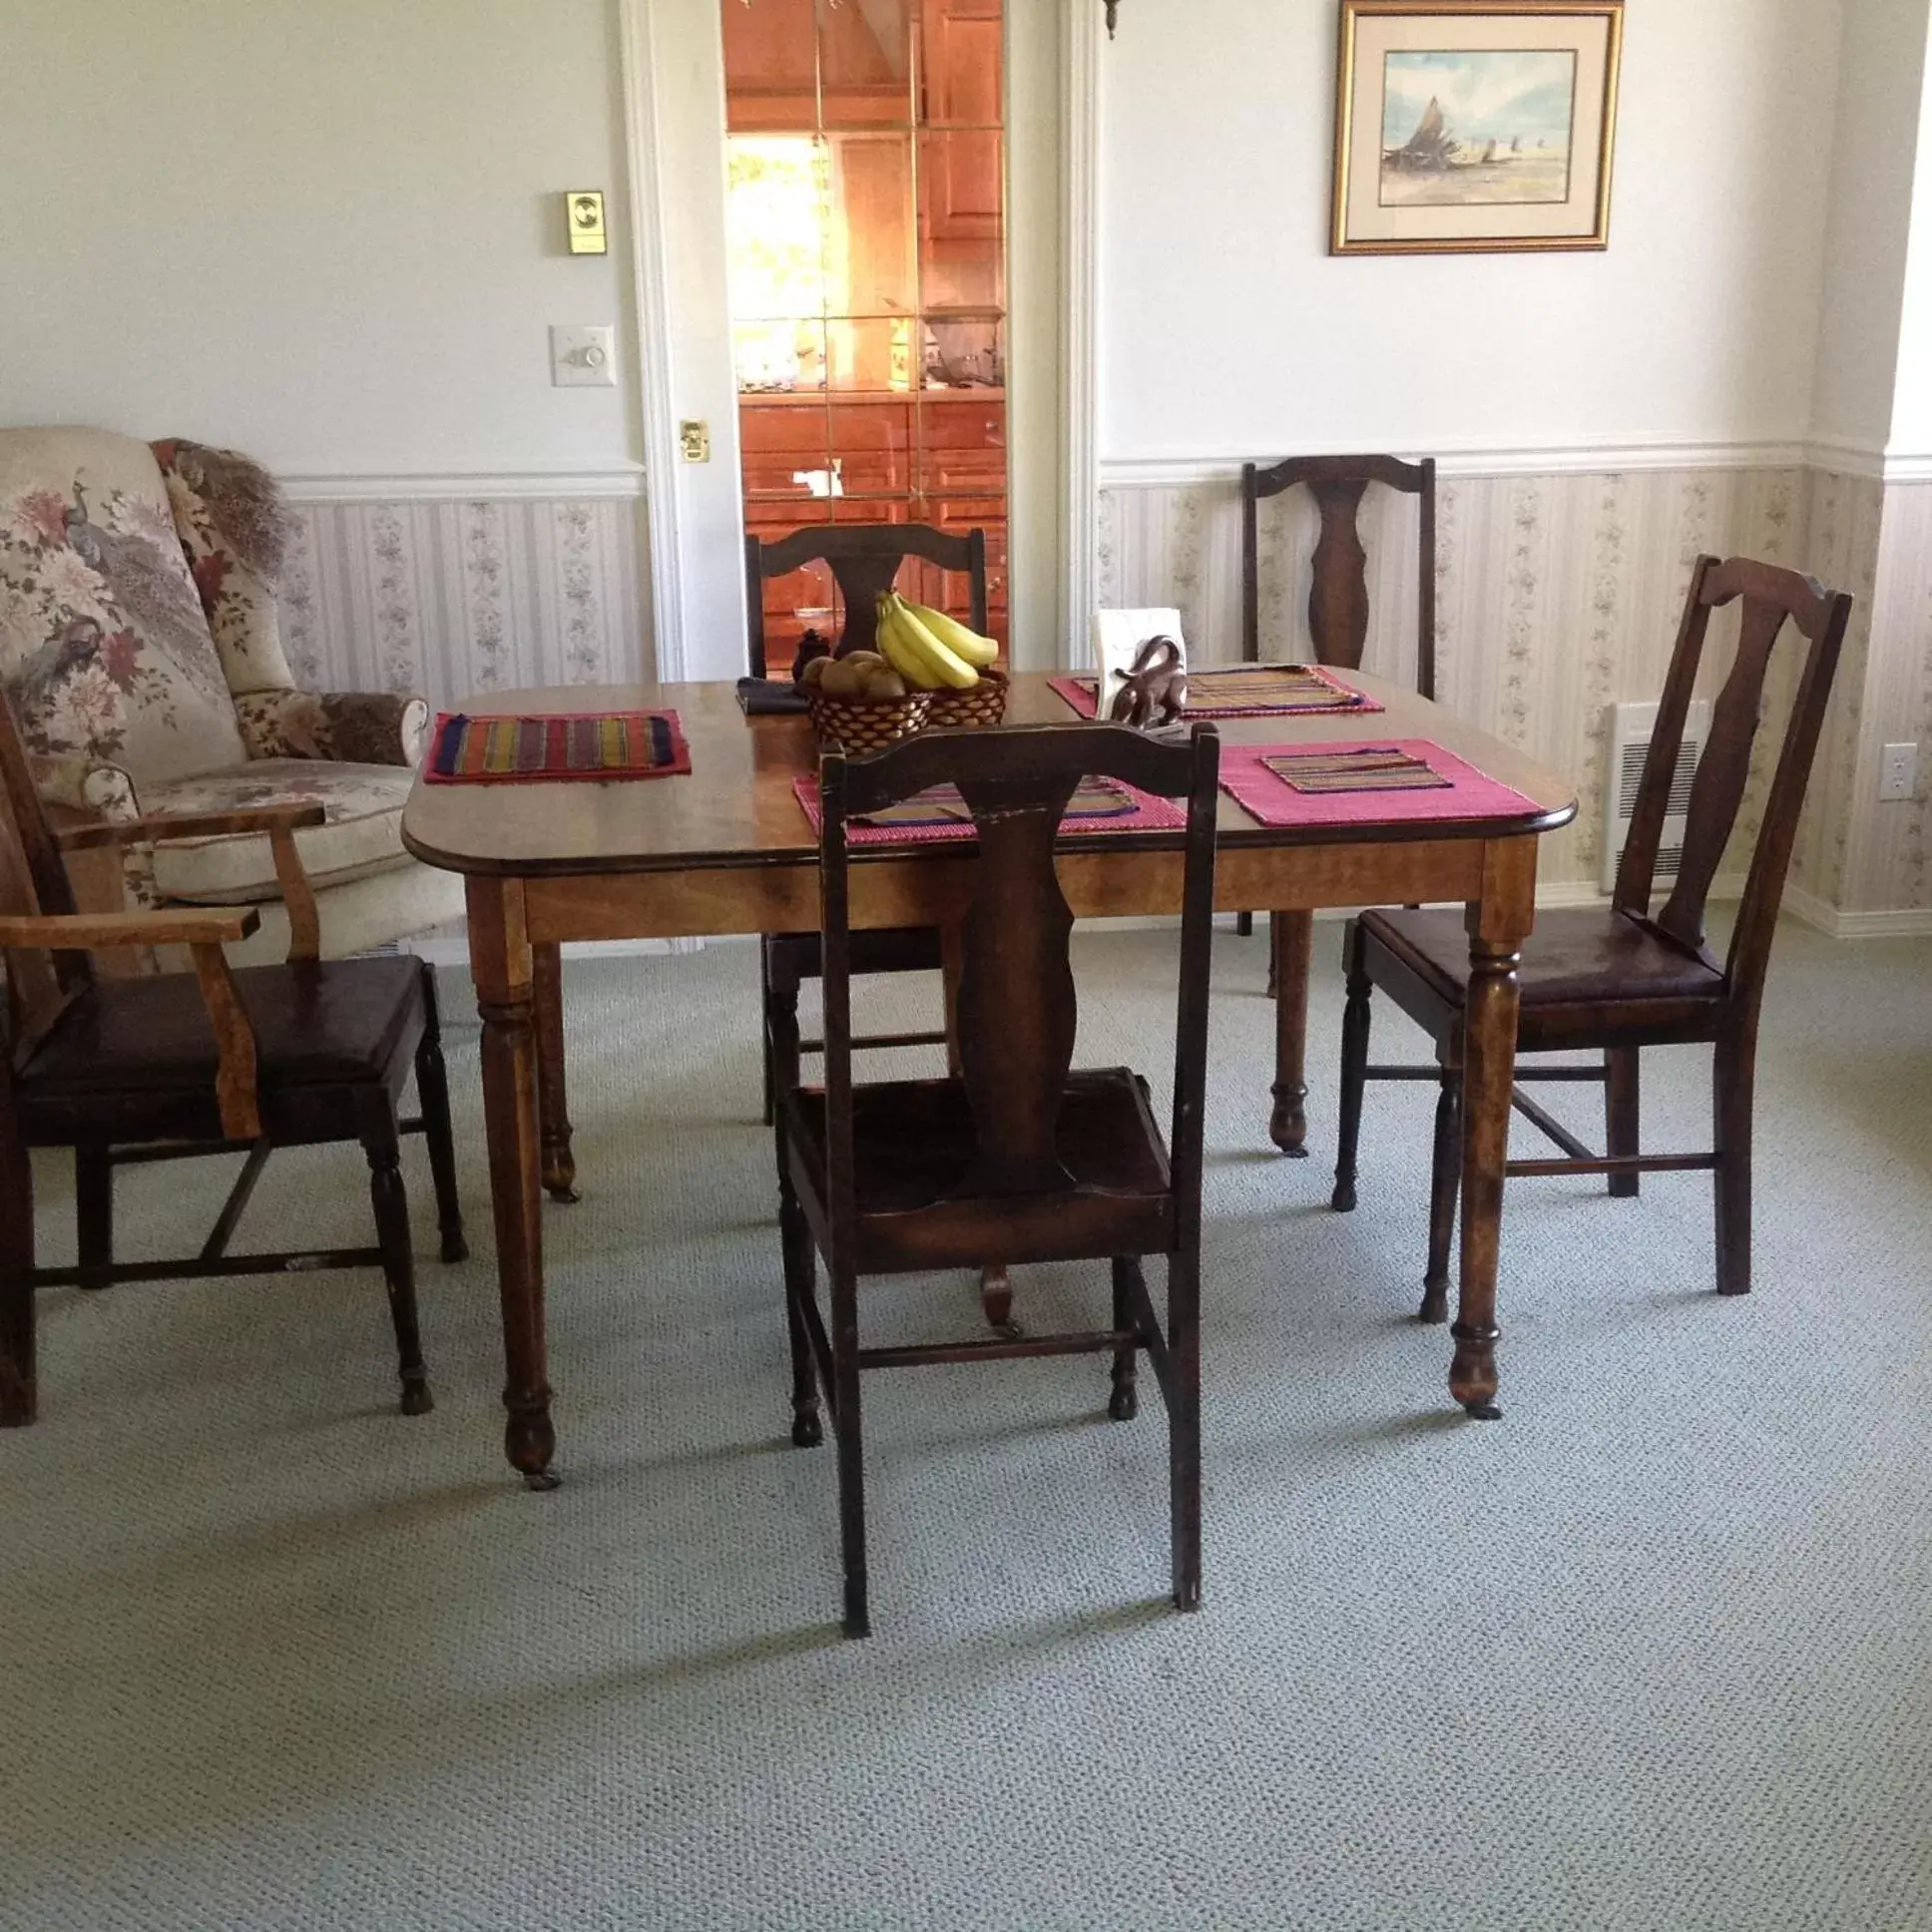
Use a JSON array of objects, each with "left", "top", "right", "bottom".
[{"left": 1331, "top": 1, "right": 1625, "bottom": 254}]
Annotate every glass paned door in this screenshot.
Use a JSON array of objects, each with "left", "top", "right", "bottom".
[{"left": 722, "top": 0, "right": 1008, "bottom": 667}]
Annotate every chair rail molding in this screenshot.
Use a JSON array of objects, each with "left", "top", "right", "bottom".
[
  {"left": 280, "top": 466, "right": 648, "bottom": 504},
  {"left": 1100, "top": 440, "right": 1814, "bottom": 490}
]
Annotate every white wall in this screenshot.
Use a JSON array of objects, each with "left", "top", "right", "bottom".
[
  {"left": 0, "top": 0, "right": 639, "bottom": 480},
  {"left": 1811, "top": 0, "right": 1932, "bottom": 453},
  {"left": 1099, "top": 0, "right": 1844, "bottom": 461}
]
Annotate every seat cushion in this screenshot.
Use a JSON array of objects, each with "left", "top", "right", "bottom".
[
  {"left": 784, "top": 1068, "right": 1171, "bottom": 1216},
  {"left": 17, "top": 958, "right": 427, "bottom": 1146},
  {"left": 137, "top": 759, "right": 416, "bottom": 902},
  {"left": 0, "top": 427, "right": 248, "bottom": 783},
  {"left": 1360, "top": 904, "right": 1725, "bottom": 1035}
]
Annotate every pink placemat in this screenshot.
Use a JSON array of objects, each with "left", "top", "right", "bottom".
[
  {"left": 1050, "top": 662, "right": 1384, "bottom": 720},
  {"left": 793, "top": 775, "right": 1187, "bottom": 845},
  {"left": 1219, "top": 738, "right": 1544, "bottom": 829}
]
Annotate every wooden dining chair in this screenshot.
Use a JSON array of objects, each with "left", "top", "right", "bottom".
[
  {"left": 1328, "top": 555, "right": 1851, "bottom": 1338},
  {"left": 747, "top": 523, "right": 991, "bottom": 1131},
  {"left": 1237, "top": 454, "right": 1437, "bottom": 1155},
  {"left": 775, "top": 721, "right": 1220, "bottom": 1636},
  {"left": 0, "top": 692, "right": 466, "bottom": 1429}
]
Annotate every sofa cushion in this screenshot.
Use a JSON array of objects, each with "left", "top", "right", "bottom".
[
  {"left": 137, "top": 759, "right": 415, "bottom": 903},
  {"left": 0, "top": 427, "right": 247, "bottom": 783}
]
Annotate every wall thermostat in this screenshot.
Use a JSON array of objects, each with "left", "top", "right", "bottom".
[{"left": 565, "top": 190, "right": 607, "bottom": 255}]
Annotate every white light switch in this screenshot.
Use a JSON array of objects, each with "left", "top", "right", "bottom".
[{"left": 551, "top": 324, "right": 616, "bottom": 387}]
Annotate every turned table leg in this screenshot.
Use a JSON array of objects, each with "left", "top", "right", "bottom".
[
  {"left": 469, "top": 878, "right": 559, "bottom": 1489},
  {"left": 533, "top": 941, "right": 579, "bottom": 1204},
  {"left": 1450, "top": 840, "right": 1534, "bottom": 1421},
  {"left": 1268, "top": 909, "right": 1314, "bottom": 1157}
]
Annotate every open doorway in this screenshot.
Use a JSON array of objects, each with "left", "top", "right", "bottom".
[{"left": 720, "top": 0, "right": 1008, "bottom": 672}]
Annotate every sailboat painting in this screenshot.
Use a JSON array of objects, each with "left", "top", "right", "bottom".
[
  {"left": 1379, "top": 51, "right": 1576, "bottom": 207},
  {"left": 1332, "top": 3, "right": 1623, "bottom": 254}
]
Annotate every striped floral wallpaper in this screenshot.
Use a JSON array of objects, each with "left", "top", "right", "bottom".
[
  {"left": 281, "top": 496, "right": 648, "bottom": 711},
  {"left": 1098, "top": 465, "right": 1807, "bottom": 898},
  {"left": 280, "top": 469, "right": 1932, "bottom": 922}
]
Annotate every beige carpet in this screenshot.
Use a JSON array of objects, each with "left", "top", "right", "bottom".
[{"left": 1, "top": 920, "right": 1929, "bottom": 1930}]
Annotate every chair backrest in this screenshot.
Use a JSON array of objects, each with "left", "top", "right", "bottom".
[
  {"left": 1239, "top": 453, "right": 1437, "bottom": 701},
  {"left": 1615, "top": 553, "right": 1852, "bottom": 1004},
  {"left": 817, "top": 722, "right": 1219, "bottom": 1229},
  {"left": 745, "top": 522, "right": 989, "bottom": 676}
]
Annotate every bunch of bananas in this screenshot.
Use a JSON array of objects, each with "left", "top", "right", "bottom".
[{"left": 874, "top": 590, "right": 999, "bottom": 691}]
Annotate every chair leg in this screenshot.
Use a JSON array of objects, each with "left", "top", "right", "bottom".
[
  {"left": 1712, "top": 1035, "right": 1754, "bottom": 1296},
  {"left": 0, "top": 1121, "right": 36, "bottom": 1427},
  {"left": 1167, "top": 1247, "right": 1202, "bottom": 1613},
  {"left": 1108, "top": 1255, "right": 1139, "bottom": 1421},
  {"left": 759, "top": 940, "right": 778, "bottom": 1127},
  {"left": 1606, "top": 1047, "right": 1641, "bottom": 1199},
  {"left": 1421, "top": 1068, "right": 1461, "bottom": 1325},
  {"left": 830, "top": 1261, "right": 868, "bottom": 1638},
  {"left": 414, "top": 966, "right": 469, "bottom": 1264},
  {"left": 76, "top": 1145, "right": 113, "bottom": 1290},
  {"left": 361, "top": 1103, "right": 433, "bottom": 1416},
  {"left": 763, "top": 940, "right": 802, "bottom": 1124},
  {"left": 1331, "top": 923, "right": 1372, "bottom": 1211},
  {"left": 778, "top": 1166, "right": 822, "bottom": 1448}
]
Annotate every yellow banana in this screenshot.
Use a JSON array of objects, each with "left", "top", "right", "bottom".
[
  {"left": 887, "top": 596, "right": 980, "bottom": 689},
  {"left": 874, "top": 599, "right": 937, "bottom": 690},
  {"left": 899, "top": 594, "right": 999, "bottom": 669}
]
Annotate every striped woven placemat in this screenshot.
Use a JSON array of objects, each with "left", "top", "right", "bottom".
[{"left": 423, "top": 710, "right": 691, "bottom": 783}]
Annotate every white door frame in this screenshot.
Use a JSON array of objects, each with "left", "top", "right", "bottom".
[{"left": 616, "top": 0, "right": 1100, "bottom": 680}]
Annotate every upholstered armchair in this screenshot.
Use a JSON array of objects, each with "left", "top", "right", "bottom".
[{"left": 0, "top": 427, "right": 464, "bottom": 961}]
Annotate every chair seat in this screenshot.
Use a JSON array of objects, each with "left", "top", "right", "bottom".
[
  {"left": 1359, "top": 904, "right": 1725, "bottom": 1045},
  {"left": 139, "top": 760, "right": 416, "bottom": 902},
  {"left": 17, "top": 955, "right": 427, "bottom": 1144},
  {"left": 783, "top": 1068, "right": 1174, "bottom": 1269}
]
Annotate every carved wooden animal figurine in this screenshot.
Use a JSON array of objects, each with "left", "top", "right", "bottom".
[{"left": 1108, "top": 636, "right": 1189, "bottom": 727}]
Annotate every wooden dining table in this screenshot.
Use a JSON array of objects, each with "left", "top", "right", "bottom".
[{"left": 402, "top": 672, "right": 1576, "bottom": 1487}]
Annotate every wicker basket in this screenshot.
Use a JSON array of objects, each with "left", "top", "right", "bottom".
[
  {"left": 925, "top": 668, "right": 1009, "bottom": 730},
  {"left": 806, "top": 688, "right": 933, "bottom": 754}
]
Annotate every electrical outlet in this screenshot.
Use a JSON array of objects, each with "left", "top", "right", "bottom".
[{"left": 1879, "top": 741, "right": 1918, "bottom": 801}]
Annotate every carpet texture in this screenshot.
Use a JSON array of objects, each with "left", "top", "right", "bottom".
[{"left": 2, "top": 921, "right": 1928, "bottom": 1931}]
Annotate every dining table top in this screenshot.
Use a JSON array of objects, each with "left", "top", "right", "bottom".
[{"left": 400, "top": 670, "right": 1578, "bottom": 879}]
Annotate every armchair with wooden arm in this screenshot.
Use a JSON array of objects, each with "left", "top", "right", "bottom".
[{"left": 0, "top": 692, "right": 467, "bottom": 1432}]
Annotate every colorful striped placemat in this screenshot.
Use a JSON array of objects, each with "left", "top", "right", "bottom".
[
  {"left": 1218, "top": 738, "right": 1542, "bottom": 829},
  {"left": 423, "top": 710, "right": 691, "bottom": 783},
  {"left": 793, "top": 775, "right": 1187, "bottom": 845},
  {"left": 1051, "top": 662, "right": 1383, "bottom": 720}
]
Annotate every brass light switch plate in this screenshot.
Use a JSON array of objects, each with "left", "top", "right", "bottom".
[
  {"left": 566, "top": 190, "right": 607, "bottom": 254},
  {"left": 679, "top": 420, "right": 711, "bottom": 463}
]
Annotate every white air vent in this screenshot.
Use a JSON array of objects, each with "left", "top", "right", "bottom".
[{"left": 1600, "top": 699, "right": 1708, "bottom": 894}]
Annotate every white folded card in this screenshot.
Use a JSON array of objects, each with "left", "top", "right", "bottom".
[{"left": 1092, "top": 608, "right": 1187, "bottom": 716}]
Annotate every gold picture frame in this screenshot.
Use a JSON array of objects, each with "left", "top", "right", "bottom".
[{"left": 1331, "top": 1, "right": 1624, "bottom": 255}]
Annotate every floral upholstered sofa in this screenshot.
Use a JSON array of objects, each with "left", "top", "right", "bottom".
[{"left": 0, "top": 427, "right": 465, "bottom": 960}]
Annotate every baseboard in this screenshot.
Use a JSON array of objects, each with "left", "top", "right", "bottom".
[{"left": 1780, "top": 882, "right": 1932, "bottom": 939}]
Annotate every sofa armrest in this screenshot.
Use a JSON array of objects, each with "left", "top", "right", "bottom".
[
  {"left": 234, "top": 689, "right": 430, "bottom": 766},
  {"left": 58, "top": 804, "right": 326, "bottom": 965},
  {"left": 27, "top": 753, "right": 141, "bottom": 823}
]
